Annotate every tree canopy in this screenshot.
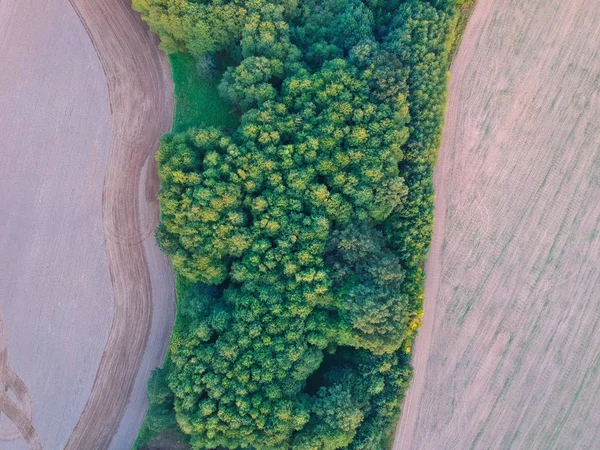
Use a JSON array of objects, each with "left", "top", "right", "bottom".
[{"left": 133, "top": 0, "right": 463, "bottom": 448}]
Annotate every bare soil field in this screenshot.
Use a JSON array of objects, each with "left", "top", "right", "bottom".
[
  {"left": 0, "top": 0, "right": 174, "bottom": 449},
  {"left": 64, "top": 1, "right": 175, "bottom": 449},
  {"left": 394, "top": 0, "right": 600, "bottom": 449},
  {"left": 0, "top": 2, "right": 113, "bottom": 448}
]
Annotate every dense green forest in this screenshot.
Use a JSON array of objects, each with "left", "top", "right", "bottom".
[{"left": 133, "top": 0, "right": 467, "bottom": 448}]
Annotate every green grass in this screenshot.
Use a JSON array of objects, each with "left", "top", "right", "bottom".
[{"left": 169, "top": 53, "right": 238, "bottom": 133}]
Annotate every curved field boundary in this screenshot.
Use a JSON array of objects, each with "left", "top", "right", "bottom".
[
  {"left": 394, "top": 0, "right": 600, "bottom": 448},
  {"left": 64, "top": 0, "right": 173, "bottom": 448}
]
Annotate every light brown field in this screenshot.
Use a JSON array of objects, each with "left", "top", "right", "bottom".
[
  {"left": 394, "top": 0, "right": 600, "bottom": 449},
  {"left": 0, "top": 0, "right": 174, "bottom": 449}
]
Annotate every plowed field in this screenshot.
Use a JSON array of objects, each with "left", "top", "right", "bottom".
[
  {"left": 394, "top": 0, "right": 600, "bottom": 448},
  {"left": 0, "top": 0, "right": 174, "bottom": 449}
]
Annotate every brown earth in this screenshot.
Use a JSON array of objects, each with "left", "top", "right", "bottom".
[
  {"left": 0, "top": 0, "right": 174, "bottom": 449},
  {"left": 394, "top": 0, "right": 600, "bottom": 448},
  {"left": 65, "top": 0, "right": 175, "bottom": 449}
]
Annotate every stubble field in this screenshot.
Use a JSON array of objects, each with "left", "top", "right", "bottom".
[{"left": 394, "top": 0, "right": 600, "bottom": 448}]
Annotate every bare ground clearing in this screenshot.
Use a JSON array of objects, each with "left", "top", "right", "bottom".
[
  {"left": 394, "top": 0, "right": 600, "bottom": 449},
  {"left": 0, "top": 0, "right": 174, "bottom": 449}
]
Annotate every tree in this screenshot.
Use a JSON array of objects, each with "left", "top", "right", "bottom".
[{"left": 136, "top": 0, "right": 463, "bottom": 448}]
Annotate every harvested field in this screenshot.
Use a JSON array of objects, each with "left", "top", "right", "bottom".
[
  {"left": 0, "top": 0, "right": 174, "bottom": 449},
  {"left": 394, "top": 0, "right": 600, "bottom": 449}
]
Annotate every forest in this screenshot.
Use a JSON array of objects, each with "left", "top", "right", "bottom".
[{"left": 132, "top": 0, "right": 465, "bottom": 448}]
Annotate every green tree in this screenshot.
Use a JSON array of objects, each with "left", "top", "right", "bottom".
[{"left": 135, "top": 0, "right": 465, "bottom": 448}]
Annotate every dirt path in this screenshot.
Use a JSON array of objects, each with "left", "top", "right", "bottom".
[
  {"left": 394, "top": 0, "right": 600, "bottom": 448},
  {"left": 64, "top": 1, "right": 174, "bottom": 449}
]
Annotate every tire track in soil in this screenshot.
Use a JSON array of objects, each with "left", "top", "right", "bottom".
[
  {"left": 0, "top": 309, "right": 42, "bottom": 450},
  {"left": 64, "top": 0, "right": 173, "bottom": 449}
]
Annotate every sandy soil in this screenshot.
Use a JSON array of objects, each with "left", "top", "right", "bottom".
[
  {"left": 0, "top": 0, "right": 174, "bottom": 449},
  {"left": 394, "top": 0, "right": 600, "bottom": 449}
]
